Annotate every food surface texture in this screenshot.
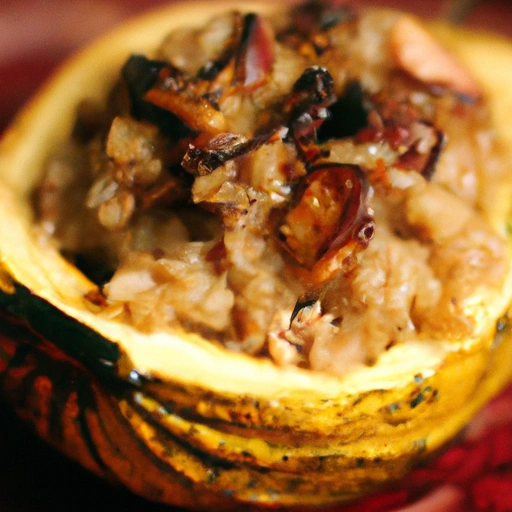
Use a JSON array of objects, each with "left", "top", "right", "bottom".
[{"left": 34, "top": 1, "right": 512, "bottom": 375}]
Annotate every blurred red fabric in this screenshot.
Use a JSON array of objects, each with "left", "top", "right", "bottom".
[{"left": 1, "top": 1, "right": 512, "bottom": 511}]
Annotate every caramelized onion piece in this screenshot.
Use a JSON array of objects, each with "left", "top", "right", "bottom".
[
  {"left": 234, "top": 13, "right": 275, "bottom": 89},
  {"left": 280, "top": 163, "right": 373, "bottom": 275},
  {"left": 144, "top": 88, "right": 227, "bottom": 136}
]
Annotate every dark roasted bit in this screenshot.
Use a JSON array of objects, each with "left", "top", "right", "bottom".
[
  {"left": 317, "top": 81, "right": 368, "bottom": 141},
  {"left": 183, "top": 133, "right": 249, "bottom": 176},
  {"left": 122, "top": 55, "right": 192, "bottom": 139},
  {"left": 183, "top": 131, "right": 281, "bottom": 176},
  {"left": 284, "top": 66, "right": 337, "bottom": 164},
  {"left": 286, "top": 66, "right": 336, "bottom": 124}
]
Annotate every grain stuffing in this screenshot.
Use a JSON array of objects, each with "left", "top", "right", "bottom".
[{"left": 35, "top": 1, "right": 512, "bottom": 375}]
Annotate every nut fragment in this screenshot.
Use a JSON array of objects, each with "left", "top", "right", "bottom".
[
  {"left": 390, "top": 15, "right": 482, "bottom": 100},
  {"left": 98, "top": 190, "right": 136, "bottom": 230}
]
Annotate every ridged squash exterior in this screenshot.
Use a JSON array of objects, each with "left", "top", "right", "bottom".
[{"left": 1, "top": 2, "right": 512, "bottom": 510}]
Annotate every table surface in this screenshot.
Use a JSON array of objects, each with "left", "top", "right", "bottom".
[{"left": 2, "top": 1, "right": 512, "bottom": 511}]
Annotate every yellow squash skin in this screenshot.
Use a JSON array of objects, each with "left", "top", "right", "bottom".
[{"left": 1, "top": 2, "right": 512, "bottom": 510}]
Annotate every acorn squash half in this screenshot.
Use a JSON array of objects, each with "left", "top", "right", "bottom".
[{"left": 1, "top": 2, "right": 512, "bottom": 510}]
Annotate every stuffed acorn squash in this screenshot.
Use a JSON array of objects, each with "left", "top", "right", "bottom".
[{"left": 1, "top": 1, "right": 512, "bottom": 510}]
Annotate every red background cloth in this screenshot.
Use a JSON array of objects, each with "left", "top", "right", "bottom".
[{"left": 1, "top": 1, "right": 512, "bottom": 511}]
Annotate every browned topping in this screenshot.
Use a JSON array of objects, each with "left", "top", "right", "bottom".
[{"left": 35, "top": 3, "right": 510, "bottom": 375}]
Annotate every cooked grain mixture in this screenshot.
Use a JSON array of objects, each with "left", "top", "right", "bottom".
[{"left": 35, "top": 2, "right": 511, "bottom": 375}]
